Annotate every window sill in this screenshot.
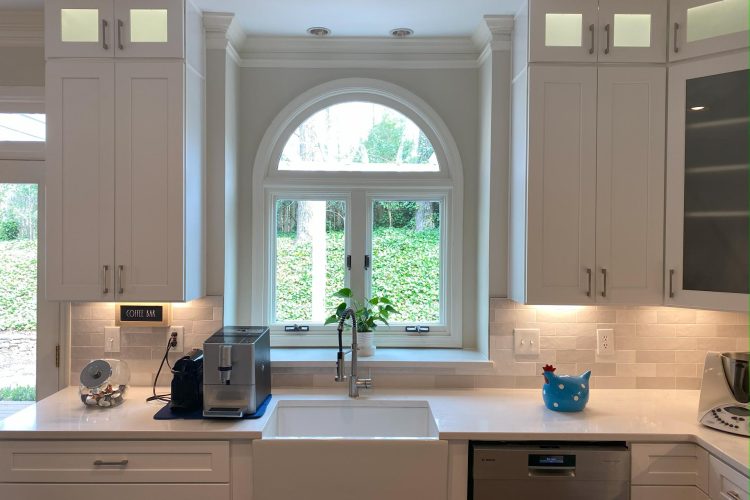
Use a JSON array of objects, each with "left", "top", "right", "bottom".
[{"left": 271, "top": 348, "right": 493, "bottom": 370}]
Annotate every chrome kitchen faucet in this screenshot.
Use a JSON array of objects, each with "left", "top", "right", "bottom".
[{"left": 335, "top": 307, "right": 372, "bottom": 398}]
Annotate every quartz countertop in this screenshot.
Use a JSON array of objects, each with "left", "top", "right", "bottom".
[{"left": 1, "top": 386, "right": 747, "bottom": 474}]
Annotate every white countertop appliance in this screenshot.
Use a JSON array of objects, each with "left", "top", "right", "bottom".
[{"left": 698, "top": 352, "right": 749, "bottom": 437}]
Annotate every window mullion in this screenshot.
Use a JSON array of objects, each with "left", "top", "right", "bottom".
[{"left": 349, "top": 189, "right": 367, "bottom": 305}]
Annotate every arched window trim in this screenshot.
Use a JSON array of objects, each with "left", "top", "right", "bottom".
[{"left": 251, "top": 79, "right": 464, "bottom": 348}]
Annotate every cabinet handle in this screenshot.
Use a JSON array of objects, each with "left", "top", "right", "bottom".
[
  {"left": 94, "top": 459, "right": 128, "bottom": 467},
  {"left": 102, "top": 19, "right": 109, "bottom": 50},
  {"left": 117, "top": 19, "right": 124, "bottom": 50},
  {"left": 102, "top": 265, "right": 109, "bottom": 294},
  {"left": 725, "top": 491, "right": 742, "bottom": 500},
  {"left": 588, "top": 24, "right": 595, "bottom": 54},
  {"left": 586, "top": 268, "right": 592, "bottom": 297},
  {"left": 604, "top": 24, "right": 611, "bottom": 55},
  {"left": 669, "top": 269, "right": 675, "bottom": 298},
  {"left": 673, "top": 22, "right": 680, "bottom": 53},
  {"left": 118, "top": 265, "right": 124, "bottom": 294},
  {"left": 601, "top": 268, "right": 608, "bottom": 298}
]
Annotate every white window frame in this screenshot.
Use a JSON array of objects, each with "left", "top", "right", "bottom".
[
  {"left": 0, "top": 87, "right": 45, "bottom": 161},
  {"left": 251, "top": 78, "right": 464, "bottom": 348}
]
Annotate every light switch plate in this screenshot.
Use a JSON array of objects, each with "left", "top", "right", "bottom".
[
  {"left": 104, "top": 326, "right": 120, "bottom": 353},
  {"left": 514, "top": 328, "right": 540, "bottom": 356}
]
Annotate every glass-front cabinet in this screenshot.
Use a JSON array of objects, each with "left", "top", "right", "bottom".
[
  {"left": 670, "top": 0, "right": 749, "bottom": 60},
  {"left": 44, "top": 0, "right": 183, "bottom": 58},
  {"left": 665, "top": 51, "right": 749, "bottom": 311}
]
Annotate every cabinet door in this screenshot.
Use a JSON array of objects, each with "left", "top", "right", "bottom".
[
  {"left": 709, "top": 455, "right": 749, "bottom": 500},
  {"left": 114, "top": 61, "right": 184, "bottom": 301},
  {"left": 632, "top": 486, "right": 709, "bottom": 500},
  {"left": 46, "top": 61, "right": 115, "bottom": 301},
  {"left": 0, "top": 484, "right": 229, "bottom": 500},
  {"left": 596, "top": 66, "right": 665, "bottom": 305},
  {"left": 597, "top": 0, "right": 667, "bottom": 63},
  {"left": 528, "top": 0, "right": 598, "bottom": 62},
  {"left": 665, "top": 51, "right": 749, "bottom": 311},
  {"left": 44, "top": 0, "right": 114, "bottom": 58},
  {"left": 527, "top": 65, "right": 597, "bottom": 304},
  {"left": 670, "top": 0, "right": 749, "bottom": 61},
  {"left": 113, "top": 0, "right": 184, "bottom": 58}
]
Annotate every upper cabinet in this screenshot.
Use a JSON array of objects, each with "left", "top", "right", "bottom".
[
  {"left": 665, "top": 51, "right": 749, "bottom": 311},
  {"left": 45, "top": 0, "right": 184, "bottom": 59},
  {"left": 670, "top": 0, "right": 749, "bottom": 61},
  {"left": 528, "top": 0, "right": 667, "bottom": 63}
]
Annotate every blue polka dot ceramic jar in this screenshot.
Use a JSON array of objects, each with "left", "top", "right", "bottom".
[{"left": 542, "top": 364, "right": 591, "bottom": 412}]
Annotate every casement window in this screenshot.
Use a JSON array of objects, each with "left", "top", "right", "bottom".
[
  {"left": 0, "top": 87, "right": 45, "bottom": 161},
  {"left": 252, "top": 79, "right": 464, "bottom": 347}
]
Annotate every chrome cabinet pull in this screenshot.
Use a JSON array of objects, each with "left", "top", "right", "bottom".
[
  {"left": 117, "top": 19, "right": 124, "bottom": 50},
  {"left": 102, "top": 19, "right": 109, "bottom": 50},
  {"left": 588, "top": 24, "right": 595, "bottom": 54},
  {"left": 725, "top": 491, "right": 742, "bottom": 500},
  {"left": 102, "top": 265, "right": 109, "bottom": 294},
  {"left": 601, "top": 268, "right": 608, "bottom": 298},
  {"left": 118, "top": 265, "right": 124, "bottom": 294},
  {"left": 586, "top": 268, "right": 592, "bottom": 297},
  {"left": 669, "top": 269, "right": 675, "bottom": 298},
  {"left": 673, "top": 22, "right": 679, "bottom": 53},
  {"left": 94, "top": 459, "right": 128, "bottom": 467},
  {"left": 604, "top": 24, "right": 611, "bottom": 54}
]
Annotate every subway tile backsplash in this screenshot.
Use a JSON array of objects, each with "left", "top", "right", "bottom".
[{"left": 69, "top": 297, "right": 749, "bottom": 390}]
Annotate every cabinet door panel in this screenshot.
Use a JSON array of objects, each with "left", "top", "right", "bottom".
[
  {"left": 46, "top": 61, "right": 115, "bottom": 301},
  {"left": 115, "top": 62, "right": 183, "bottom": 301},
  {"left": 596, "top": 66, "right": 665, "bottom": 305},
  {"left": 632, "top": 486, "right": 708, "bottom": 500},
  {"left": 665, "top": 51, "right": 749, "bottom": 311},
  {"left": 670, "top": 0, "right": 749, "bottom": 61},
  {"left": 598, "top": 0, "right": 667, "bottom": 63},
  {"left": 44, "top": 0, "right": 114, "bottom": 58},
  {"left": 527, "top": 65, "right": 597, "bottom": 304},
  {"left": 0, "top": 484, "right": 229, "bottom": 500},
  {"left": 709, "top": 455, "right": 749, "bottom": 500},
  {"left": 528, "top": 0, "right": 598, "bottom": 62},
  {"left": 114, "top": 0, "right": 184, "bottom": 58}
]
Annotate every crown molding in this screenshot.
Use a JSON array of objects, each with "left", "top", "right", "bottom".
[
  {"left": 203, "top": 11, "right": 246, "bottom": 62},
  {"left": 0, "top": 10, "right": 43, "bottom": 48},
  {"left": 472, "top": 15, "right": 514, "bottom": 52}
]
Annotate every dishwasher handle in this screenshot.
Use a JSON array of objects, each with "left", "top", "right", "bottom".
[{"left": 528, "top": 466, "right": 576, "bottom": 478}]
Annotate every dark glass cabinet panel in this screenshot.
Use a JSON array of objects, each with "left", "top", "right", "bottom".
[{"left": 683, "top": 69, "right": 749, "bottom": 294}]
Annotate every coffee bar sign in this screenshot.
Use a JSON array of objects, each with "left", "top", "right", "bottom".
[{"left": 115, "top": 303, "right": 171, "bottom": 327}]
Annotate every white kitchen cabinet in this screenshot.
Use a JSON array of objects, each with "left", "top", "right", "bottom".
[
  {"left": 665, "top": 50, "right": 749, "bottom": 311},
  {"left": 670, "top": 0, "right": 749, "bottom": 61},
  {"left": 709, "top": 455, "right": 749, "bottom": 500},
  {"left": 630, "top": 443, "right": 710, "bottom": 500},
  {"left": 595, "top": 66, "right": 665, "bottom": 304},
  {"left": 0, "top": 484, "right": 230, "bottom": 500},
  {"left": 632, "top": 486, "right": 710, "bottom": 500},
  {"left": 45, "top": 0, "right": 184, "bottom": 59},
  {"left": 527, "top": 0, "right": 666, "bottom": 63}
]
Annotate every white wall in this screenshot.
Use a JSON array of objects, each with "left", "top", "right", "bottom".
[{"left": 235, "top": 67, "right": 480, "bottom": 344}]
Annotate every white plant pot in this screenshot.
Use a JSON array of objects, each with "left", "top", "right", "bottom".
[{"left": 357, "top": 332, "right": 376, "bottom": 357}]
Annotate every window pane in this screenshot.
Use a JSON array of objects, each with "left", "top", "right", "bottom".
[
  {"left": 370, "top": 200, "right": 441, "bottom": 323},
  {"left": 0, "top": 114, "right": 45, "bottom": 141},
  {"left": 61, "top": 8, "right": 99, "bottom": 43},
  {"left": 130, "top": 9, "right": 169, "bottom": 43},
  {"left": 274, "top": 199, "right": 346, "bottom": 322},
  {"left": 279, "top": 102, "right": 439, "bottom": 172},
  {"left": 545, "top": 13, "right": 583, "bottom": 47}
]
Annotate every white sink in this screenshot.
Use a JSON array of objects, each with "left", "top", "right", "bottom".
[{"left": 261, "top": 399, "right": 439, "bottom": 439}]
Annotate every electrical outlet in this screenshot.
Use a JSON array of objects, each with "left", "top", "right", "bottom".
[
  {"left": 104, "top": 326, "right": 120, "bottom": 353},
  {"left": 168, "top": 326, "right": 184, "bottom": 353},
  {"left": 514, "top": 328, "right": 540, "bottom": 356},
  {"left": 597, "top": 328, "right": 615, "bottom": 356}
]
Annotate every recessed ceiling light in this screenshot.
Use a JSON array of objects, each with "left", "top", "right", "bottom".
[
  {"left": 390, "top": 28, "right": 414, "bottom": 38},
  {"left": 690, "top": 106, "right": 706, "bottom": 111},
  {"left": 307, "top": 27, "right": 331, "bottom": 37}
]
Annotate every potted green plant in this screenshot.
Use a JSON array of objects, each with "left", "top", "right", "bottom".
[{"left": 324, "top": 287, "right": 397, "bottom": 356}]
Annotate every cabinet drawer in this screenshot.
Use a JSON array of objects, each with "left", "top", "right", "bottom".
[
  {"left": 632, "top": 485, "right": 709, "bottom": 500},
  {"left": 709, "top": 455, "right": 749, "bottom": 500},
  {"left": 0, "top": 483, "right": 229, "bottom": 500},
  {"left": 0, "top": 441, "right": 229, "bottom": 483},
  {"left": 632, "top": 443, "right": 708, "bottom": 489}
]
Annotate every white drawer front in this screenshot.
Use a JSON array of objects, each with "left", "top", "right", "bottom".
[
  {"left": 709, "top": 455, "right": 749, "bottom": 500},
  {"left": 0, "top": 483, "right": 229, "bottom": 500},
  {"left": 0, "top": 441, "right": 229, "bottom": 483},
  {"left": 632, "top": 485, "right": 709, "bottom": 500},
  {"left": 632, "top": 443, "right": 709, "bottom": 490}
]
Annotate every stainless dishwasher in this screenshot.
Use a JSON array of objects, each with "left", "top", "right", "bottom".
[{"left": 471, "top": 442, "right": 630, "bottom": 500}]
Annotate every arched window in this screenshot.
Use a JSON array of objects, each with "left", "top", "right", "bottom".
[{"left": 252, "top": 79, "right": 463, "bottom": 348}]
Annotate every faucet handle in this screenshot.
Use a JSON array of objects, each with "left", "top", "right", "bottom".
[{"left": 356, "top": 378, "right": 372, "bottom": 390}]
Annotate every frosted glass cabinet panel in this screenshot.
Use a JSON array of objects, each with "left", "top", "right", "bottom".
[
  {"left": 598, "top": 0, "right": 667, "bottom": 62},
  {"left": 665, "top": 51, "right": 749, "bottom": 311},
  {"left": 45, "top": 0, "right": 113, "bottom": 58},
  {"left": 529, "top": 0, "right": 598, "bottom": 62},
  {"left": 671, "top": 0, "right": 749, "bottom": 60},
  {"left": 115, "top": 0, "right": 183, "bottom": 58}
]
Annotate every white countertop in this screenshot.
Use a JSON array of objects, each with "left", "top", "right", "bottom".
[{"left": 1, "top": 387, "right": 747, "bottom": 474}]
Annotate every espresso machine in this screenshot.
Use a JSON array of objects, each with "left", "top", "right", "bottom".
[
  {"left": 202, "top": 326, "right": 270, "bottom": 418},
  {"left": 698, "top": 352, "right": 749, "bottom": 437}
]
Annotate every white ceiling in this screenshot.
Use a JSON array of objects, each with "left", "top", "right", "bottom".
[{"left": 0, "top": 0, "right": 523, "bottom": 37}]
